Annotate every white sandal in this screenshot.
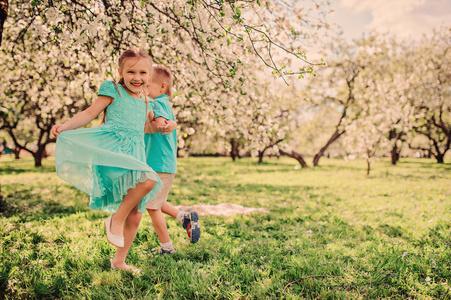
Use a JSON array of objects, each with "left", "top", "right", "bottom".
[
  {"left": 110, "top": 259, "right": 141, "bottom": 274},
  {"left": 104, "top": 214, "right": 124, "bottom": 248}
]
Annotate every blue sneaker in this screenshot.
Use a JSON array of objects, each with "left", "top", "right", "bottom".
[{"left": 182, "top": 211, "right": 201, "bottom": 243}]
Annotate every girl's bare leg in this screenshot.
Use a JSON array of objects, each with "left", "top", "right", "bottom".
[
  {"left": 110, "top": 179, "right": 156, "bottom": 237},
  {"left": 112, "top": 206, "right": 142, "bottom": 271}
]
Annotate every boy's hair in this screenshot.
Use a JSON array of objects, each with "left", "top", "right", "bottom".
[{"left": 152, "top": 64, "right": 173, "bottom": 98}]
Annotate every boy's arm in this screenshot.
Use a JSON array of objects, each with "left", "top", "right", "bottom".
[
  {"left": 156, "top": 118, "right": 177, "bottom": 136},
  {"left": 144, "top": 111, "right": 159, "bottom": 133},
  {"left": 145, "top": 117, "right": 177, "bottom": 135}
]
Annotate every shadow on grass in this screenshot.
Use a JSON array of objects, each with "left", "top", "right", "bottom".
[
  {"left": 181, "top": 157, "right": 310, "bottom": 174},
  {"left": 0, "top": 198, "right": 90, "bottom": 222},
  {"left": 239, "top": 157, "right": 451, "bottom": 174},
  {"left": 0, "top": 166, "right": 56, "bottom": 176},
  {"left": 397, "top": 159, "right": 451, "bottom": 170},
  {"left": 176, "top": 174, "right": 332, "bottom": 206},
  {"left": 0, "top": 184, "right": 90, "bottom": 222},
  {"left": 368, "top": 172, "right": 449, "bottom": 181},
  {"left": 0, "top": 161, "right": 55, "bottom": 176}
]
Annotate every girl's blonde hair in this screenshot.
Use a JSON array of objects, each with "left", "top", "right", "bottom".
[
  {"left": 152, "top": 64, "right": 173, "bottom": 98},
  {"left": 117, "top": 48, "right": 153, "bottom": 85},
  {"left": 102, "top": 48, "right": 153, "bottom": 124}
]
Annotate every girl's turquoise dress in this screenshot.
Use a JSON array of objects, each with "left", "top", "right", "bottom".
[{"left": 55, "top": 81, "right": 163, "bottom": 213}]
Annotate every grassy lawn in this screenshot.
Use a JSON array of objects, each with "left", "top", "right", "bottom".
[{"left": 0, "top": 155, "right": 450, "bottom": 299}]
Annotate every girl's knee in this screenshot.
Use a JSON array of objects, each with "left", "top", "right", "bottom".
[{"left": 142, "top": 179, "right": 156, "bottom": 193}]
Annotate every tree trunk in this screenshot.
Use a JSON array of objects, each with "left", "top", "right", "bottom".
[
  {"left": 279, "top": 150, "right": 308, "bottom": 168},
  {"left": 258, "top": 150, "right": 264, "bottom": 163},
  {"left": 0, "top": 0, "right": 8, "bottom": 47},
  {"left": 430, "top": 138, "right": 449, "bottom": 164},
  {"left": 33, "top": 153, "right": 43, "bottom": 167},
  {"left": 13, "top": 147, "right": 20, "bottom": 159},
  {"left": 435, "top": 153, "right": 444, "bottom": 164},
  {"left": 7, "top": 126, "right": 54, "bottom": 165},
  {"left": 367, "top": 160, "right": 371, "bottom": 175},
  {"left": 391, "top": 144, "right": 400, "bottom": 165},
  {"left": 257, "top": 139, "right": 284, "bottom": 164},
  {"left": 33, "top": 147, "right": 47, "bottom": 167},
  {"left": 389, "top": 129, "right": 401, "bottom": 165},
  {"left": 0, "top": 184, "right": 5, "bottom": 213},
  {"left": 230, "top": 138, "right": 239, "bottom": 161},
  {"left": 313, "top": 129, "right": 343, "bottom": 166}
]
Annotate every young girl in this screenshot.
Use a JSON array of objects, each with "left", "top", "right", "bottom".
[{"left": 51, "top": 48, "right": 163, "bottom": 273}]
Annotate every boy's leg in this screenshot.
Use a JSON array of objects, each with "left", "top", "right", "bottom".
[
  {"left": 151, "top": 173, "right": 183, "bottom": 223},
  {"left": 162, "top": 202, "right": 201, "bottom": 244},
  {"left": 145, "top": 172, "right": 175, "bottom": 254},
  {"left": 147, "top": 209, "right": 170, "bottom": 243},
  {"left": 152, "top": 172, "right": 201, "bottom": 243},
  {"left": 160, "top": 202, "right": 180, "bottom": 219},
  {"left": 112, "top": 205, "right": 142, "bottom": 272},
  {"left": 147, "top": 208, "right": 175, "bottom": 254},
  {"left": 161, "top": 202, "right": 189, "bottom": 224}
]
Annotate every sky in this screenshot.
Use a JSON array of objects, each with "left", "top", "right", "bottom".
[{"left": 329, "top": 0, "right": 451, "bottom": 41}]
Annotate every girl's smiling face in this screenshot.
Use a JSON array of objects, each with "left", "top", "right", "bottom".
[{"left": 119, "top": 58, "right": 151, "bottom": 98}]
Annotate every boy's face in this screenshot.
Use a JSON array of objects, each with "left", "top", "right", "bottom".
[
  {"left": 147, "top": 75, "right": 164, "bottom": 99},
  {"left": 119, "top": 58, "right": 151, "bottom": 97}
]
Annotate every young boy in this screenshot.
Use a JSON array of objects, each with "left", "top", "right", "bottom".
[{"left": 144, "top": 64, "right": 201, "bottom": 254}]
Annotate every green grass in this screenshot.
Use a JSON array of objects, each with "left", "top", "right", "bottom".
[{"left": 1, "top": 155, "right": 450, "bottom": 299}]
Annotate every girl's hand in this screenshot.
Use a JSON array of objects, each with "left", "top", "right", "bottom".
[{"left": 51, "top": 124, "right": 68, "bottom": 137}]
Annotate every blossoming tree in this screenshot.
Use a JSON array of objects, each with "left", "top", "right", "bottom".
[
  {"left": 0, "top": 0, "right": 330, "bottom": 166},
  {"left": 409, "top": 27, "right": 451, "bottom": 163}
]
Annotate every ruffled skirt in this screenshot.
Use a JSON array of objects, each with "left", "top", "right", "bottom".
[{"left": 55, "top": 127, "right": 163, "bottom": 213}]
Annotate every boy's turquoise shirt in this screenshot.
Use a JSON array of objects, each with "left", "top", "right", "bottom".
[{"left": 144, "top": 95, "right": 177, "bottom": 173}]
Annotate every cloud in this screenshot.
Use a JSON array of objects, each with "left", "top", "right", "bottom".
[{"left": 340, "top": 0, "right": 451, "bottom": 39}]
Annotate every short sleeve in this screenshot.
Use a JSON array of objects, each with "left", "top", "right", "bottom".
[
  {"left": 154, "top": 98, "right": 171, "bottom": 120},
  {"left": 98, "top": 81, "right": 119, "bottom": 99}
]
